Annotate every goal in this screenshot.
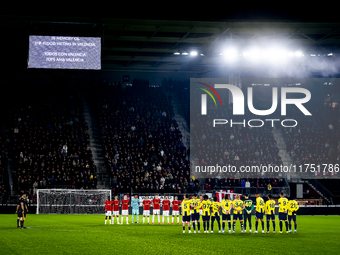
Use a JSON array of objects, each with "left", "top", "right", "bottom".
[{"left": 36, "top": 189, "right": 112, "bottom": 214}]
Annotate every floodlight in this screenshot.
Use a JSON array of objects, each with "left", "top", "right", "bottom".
[
  {"left": 261, "top": 50, "right": 271, "bottom": 58},
  {"left": 294, "top": 51, "right": 303, "bottom": 57},
  {"left": 274, "top": 49, "right": 288, "bottom": 58},
  {"left": 190, "top": 51, "right": 198, "bottom": 56},
  {"left": 222, "top": 48, "right": 238, "bottom": 61},
  {"left": 245, "top": 48, "right": 261, "bottom": 60},
  {"left": 225, "top": 49, "right": 237, "bottom": 57},
  {"left": 242, "top": 51, "right": 250, "bottom": 57}
]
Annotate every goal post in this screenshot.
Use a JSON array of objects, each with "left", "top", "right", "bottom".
[{"left": 36, "top": 189, "right": 112, "bottom": 214}]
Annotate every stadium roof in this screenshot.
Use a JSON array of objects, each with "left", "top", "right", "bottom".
[{"left": 2, "top": 14, "right": 340, "bottom": 72}]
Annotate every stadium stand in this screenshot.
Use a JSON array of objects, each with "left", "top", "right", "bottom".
[
  {"left": 162, "top": 78, "right": 190, "bottom": 125},
  {"left": 284, "top": 105, "right": 340, "bottom": 178},
  {"left": 160, "top": 79, "right": 289, "bottom": 197},
  {"left": 191, "top": 122, "right": 282, "bottom": 176},
  {"left": 0, "top": 135, "right": 9, "bottom": 205},
  {"left": 7, "top": 87, "right": 98, "bottom": 200},
  {"left": 84, "top": 79, "right": 196, "bottom": 194},
  {"left": 0, "top": 77, "right": 337, "bottom": 204}
]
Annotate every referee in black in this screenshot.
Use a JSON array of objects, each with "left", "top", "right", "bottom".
[{"left": 15, "top": 194, "right": 28, "bottom": 229}]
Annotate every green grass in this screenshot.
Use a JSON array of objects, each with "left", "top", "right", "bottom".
[{"left": 0, "top": 214, "right": 339, "bottom": 254}]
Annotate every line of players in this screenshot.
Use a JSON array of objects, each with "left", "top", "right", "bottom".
[
  {"left": 104, "top": 194, "right": 181, "bottom": 225},
  {"left": 104, "top": 192, "right": 299, "bottom": 234},
  {"left": 181, "top": 192, "right": 299, "bottom": 234}
]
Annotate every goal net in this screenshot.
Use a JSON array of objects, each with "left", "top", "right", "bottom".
[{"left": 36, "top": 189, "right": 112, "bottom": 214}]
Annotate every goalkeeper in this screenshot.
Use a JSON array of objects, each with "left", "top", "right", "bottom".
[
  {"left": 243, "top": 193, "right": 254, "bottom": 233},
  {"left": 131, "top": 195, "right": 140, "bottom": 224}
]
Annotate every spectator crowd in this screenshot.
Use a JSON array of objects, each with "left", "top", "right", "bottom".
[
  {"left": 7, "top": 78, "right": 338, "bottom": 199},
  {"left": 88, "top": 79, "right": 197, "bottom": 195},
  {"left": 0, "top": 135, "right": 9, "bottom": 203},
  {"left": 8, "top": 89, "right": 98, "bottom": 198},
  {"left": 284, "top": 105, "right": 340, "bottom": 177}
]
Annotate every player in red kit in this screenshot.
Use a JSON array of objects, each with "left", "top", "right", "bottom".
[
  {"left": 104, "top": 197, "right": 113, "bottom": 224},
  {"left": 171, "top": 196, "right": 181, "bottom": 224},
  {"left": 162, "top": 196, "right": 171, "bottom": 224},
  {"left": 121, "top": 195, "right": 129, "bottom": 224},
  {"left": 152, "top": 194, "right": 161, "bottom": 224},
  {"left": 112, "top": 195, "right": 120, "bottom": 224},
  {"left": 142, "top": 195, "right": 151, "bottom": 224}
]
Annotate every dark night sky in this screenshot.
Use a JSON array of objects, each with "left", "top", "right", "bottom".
[{"left": 90, "top": 6, "right": 340, "bottom": 23}]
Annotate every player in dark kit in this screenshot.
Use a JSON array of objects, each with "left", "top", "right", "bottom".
[
  {"left": 210, "top": 196, "right": 221, "bottom": 233},
  {"left": 243, "top": 194, "right": 254, "bottom": 233},
  {"left": 15, "top": 194, "right": 27, "bottom": 229}
]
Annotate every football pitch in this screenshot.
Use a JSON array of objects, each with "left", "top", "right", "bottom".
[{"left": 0, "top": 214, "right": 339, "bottom": 255}]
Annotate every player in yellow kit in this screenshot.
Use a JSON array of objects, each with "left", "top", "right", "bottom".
[
  {"left": 201, "top": 195, "right": 212, "bottom": 233},
  {"left": 190, "top": 194, "right": 202, "bottom": 233},
  {"left": 181, "top": 194, "right": 192, "bottom": 233},
  {"left": 265, "top": 195, "right": 276, "bottom": 233},
  {"left": 287, "top": 199, "right": 299, "bottom": 233},
  {"left": 278, "top": 192, "right": 289, "bottom": 233},
  {"left": 254, "top": 193, "right": 265, "bottom": 233},
  {"left": 221, "top": 194, "right": 233, "bottom": 233},
  {"left": 232, "top": 194, "right": 245, "bottom": 233},
  {"left": 210, "top": 197, "right": 221, "bottom": 233}
]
